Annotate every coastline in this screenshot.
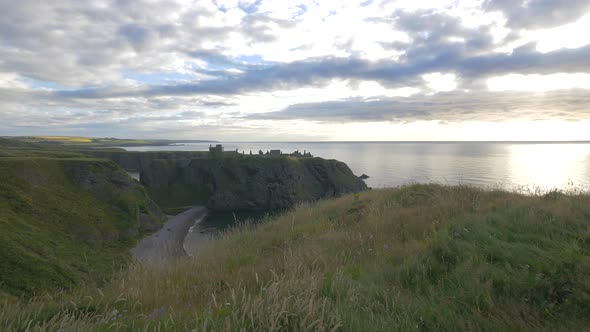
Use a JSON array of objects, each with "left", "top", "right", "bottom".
[{"left": 131, "top": 206, "right": 208, "bottom": 263}]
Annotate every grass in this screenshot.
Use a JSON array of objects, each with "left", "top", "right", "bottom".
[
  {"left": 0, "top": 157, "right": 163, "bottom": 298},
  {"left": 2, "top": 184, "right": 590, "bottom": 330}
]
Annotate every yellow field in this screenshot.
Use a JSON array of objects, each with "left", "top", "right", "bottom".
[{"left": 34, "top": 136, "right": 93, "bottom": 143}]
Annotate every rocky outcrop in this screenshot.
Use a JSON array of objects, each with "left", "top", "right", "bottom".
[{"left": 140, "top": 156, "right": 368, "bottom": 211}]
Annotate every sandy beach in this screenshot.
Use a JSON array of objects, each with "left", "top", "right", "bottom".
[{"left": 132, "top": 206, "right": 208, "bottom": 263}]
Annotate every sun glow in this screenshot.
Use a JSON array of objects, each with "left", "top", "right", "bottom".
[
  {"left": 530, "top": 13, "right": 590, "bottom": 53},
  {"left": 422, "top": 72, "right": 458, "bottom": 92}
]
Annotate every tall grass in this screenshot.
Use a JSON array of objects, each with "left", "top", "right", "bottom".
[{"left": 2, "top": 184, "right": 590, "bottom": 331}]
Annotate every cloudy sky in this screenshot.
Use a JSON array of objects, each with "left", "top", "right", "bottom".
[{"left": 1, "top": 0, "right": 590, "bottom": 141}]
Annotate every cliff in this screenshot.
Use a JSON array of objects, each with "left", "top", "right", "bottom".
[
  {"left": 140, "top": 156, "right": 368, "bottom": 211},
  {"left": 0, "top": 157, "right": 163, "bottom": 297}
]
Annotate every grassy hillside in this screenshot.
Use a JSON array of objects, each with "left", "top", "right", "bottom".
[
  {"left": 0, "top": 157, "right": 163, "bottom": 298},
  {"left": 2, "top": 184, "right": 590, "bottom": 330}
]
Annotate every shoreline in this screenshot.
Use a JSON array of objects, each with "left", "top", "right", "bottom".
[{"left": 131, "top": 206, "right": 208, "bottom": 264}]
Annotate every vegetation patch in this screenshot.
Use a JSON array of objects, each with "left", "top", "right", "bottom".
[
  {"left": 0, "top": 157, "right": 163, "bottom": 298},
  {"left": 2, "top": 184, "right": 590, "bottom": 330}
]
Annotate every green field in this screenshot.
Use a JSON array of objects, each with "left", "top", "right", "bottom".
[{"left": 2, "top": 184, "right": 589, "bottom": 330}]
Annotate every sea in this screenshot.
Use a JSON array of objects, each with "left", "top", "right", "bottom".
[{"left": 123, "top": 141, "right": 590, "bottom": 192}]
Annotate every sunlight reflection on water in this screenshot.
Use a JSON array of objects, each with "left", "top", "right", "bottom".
[{"left": 507, "top": 144, "right": 588, "bottom": 191}]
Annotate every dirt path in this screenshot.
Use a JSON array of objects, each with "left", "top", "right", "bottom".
[{"left": 132, "top": 206, "right": 208, "bottom": 263}]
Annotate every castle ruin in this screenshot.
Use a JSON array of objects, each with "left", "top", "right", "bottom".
[{"left": 209, "top": 144, "right": 313, "bottom": 158}]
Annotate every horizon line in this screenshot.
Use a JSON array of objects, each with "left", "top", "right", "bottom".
[{"left": 4, "top": 136, "right": 590, "bottom": 143}]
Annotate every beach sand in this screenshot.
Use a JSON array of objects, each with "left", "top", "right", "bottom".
[{"left": 132, "top": 206, "right": 208, "bottom": 264}]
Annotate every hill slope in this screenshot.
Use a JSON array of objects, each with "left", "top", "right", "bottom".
[
  {"left": 0, "top": 157, "right": 163, "bottom": 297},
  {"left": 2, "top": 184, "right": 590, "bottom": 330}
]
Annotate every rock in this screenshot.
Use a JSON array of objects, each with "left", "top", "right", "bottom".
[{"left": 359, "top": 174, "right": 370, "bottom": 179}]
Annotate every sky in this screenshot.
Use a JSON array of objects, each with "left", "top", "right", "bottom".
[{"left": 1, "top": 0, "right": 590, "bottom": 141}]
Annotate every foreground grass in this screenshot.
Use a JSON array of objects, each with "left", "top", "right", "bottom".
[{"left": 2, "top": 184, "right": 590, "bottom": 331}]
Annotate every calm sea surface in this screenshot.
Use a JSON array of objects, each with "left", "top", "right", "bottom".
[{"left": 124, "top": 142, "right": 590, "bottom": 192}]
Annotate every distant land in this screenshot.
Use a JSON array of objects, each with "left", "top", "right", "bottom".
[{"left": 2, "top": 136, "right": 217, "bottom": 147}]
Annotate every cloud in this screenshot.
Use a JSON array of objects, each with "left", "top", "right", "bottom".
[
  {"left": 389, "top": 9, "right": 496, "bottom": 59},
  {"left": 3, "top": 1, "right": 589, "bottom": 94},
  {"left": 43, "top": 43, "right": 590, "bottom": 100},
  {"left": 483, "top": 0, "right": 590, "bottom": 29},
  {"left": 119, "top": 24, "right": 156, "bottom": 52},
  {"left": 1, "top": 1, "right": 590, "bottom": 139},
  {"left": 240, "top": 13, "right": 297, "bottom": 43},
  {"left": 248, "top": 90, "right": 590, "bottom": 122},
  {"left": 0, "top": 0, "right": 238, "bottom": 85}
]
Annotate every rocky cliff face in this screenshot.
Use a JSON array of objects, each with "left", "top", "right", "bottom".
[{"left": 140, "top": 156, "right": 368, "bottom": 211}]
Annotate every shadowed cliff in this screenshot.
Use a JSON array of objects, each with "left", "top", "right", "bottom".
[{"left": 140, "top": 156, "right": 368, "bottom": 211}]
